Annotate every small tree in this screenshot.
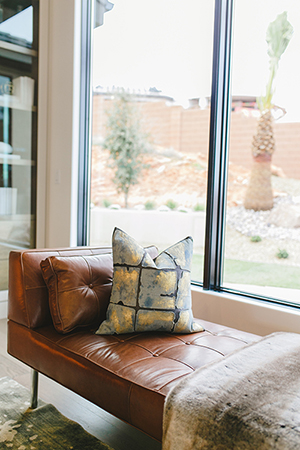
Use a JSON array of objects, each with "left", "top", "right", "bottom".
[
  {"left": 104, "top": 91, "right": 148, "bottom": 208},
  {"left": 244, "top": 12, "right": 293, "bottom": 211}
]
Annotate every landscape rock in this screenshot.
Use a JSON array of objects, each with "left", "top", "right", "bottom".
[{"left": 268, "top": 203, "right": 300, "bottom": 228}]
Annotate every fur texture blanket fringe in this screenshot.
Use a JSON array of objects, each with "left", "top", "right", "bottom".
[{"left": 163, "top": 332, "right": 300, "bottom": 450}]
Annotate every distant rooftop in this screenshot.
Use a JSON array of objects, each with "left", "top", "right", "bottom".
[{"left": 93, "top": 86, "right": 175, "bottom": 103}]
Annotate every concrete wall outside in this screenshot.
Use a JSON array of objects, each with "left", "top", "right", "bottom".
[{"left": 90, "top": 207, "right": 206, "bottom": 253}]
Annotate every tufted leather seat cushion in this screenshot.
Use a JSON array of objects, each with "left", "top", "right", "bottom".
[{"left": 7, "top": 317, "right": 259, "bottom": 441}]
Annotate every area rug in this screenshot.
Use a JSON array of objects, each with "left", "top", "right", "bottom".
[
  {"left": 163, "top": 332, "right": 300, "bottom": 450},
  {"left": 0, "top": 377, "right": 113, "bottom": 449}
]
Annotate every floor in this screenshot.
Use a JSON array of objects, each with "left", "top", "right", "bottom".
[{"left": 0, "top": 319, "right": 162, "bottom": 450}]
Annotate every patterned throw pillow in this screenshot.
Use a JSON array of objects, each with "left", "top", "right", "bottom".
[{"left": 95, "top": 228, "right": 204, "bottom": 335}]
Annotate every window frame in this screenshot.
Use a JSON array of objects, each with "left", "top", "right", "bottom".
[
  {"left": 203, "top": 0, "right": 233, "bottom": 291},
  {"left": 77, "top": 0, "right": 93, "bottom": 246}
]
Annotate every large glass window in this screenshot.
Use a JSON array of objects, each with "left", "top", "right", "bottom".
[
  {"left": 89, "top": 0, "right": 214, "bottom": 283},
  {"left": 224, "top": 1, "right": 300, "bottom": 305},
  {"left": 0, "top": 1, "right": 38, "bottom": 291},
  {"left": 84, "top": 0, "right": 300, "bottom": 308}
]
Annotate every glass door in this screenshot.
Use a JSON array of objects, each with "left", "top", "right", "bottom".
[{"left": 0, "top": 1, "right": 38, "bottom": 291}]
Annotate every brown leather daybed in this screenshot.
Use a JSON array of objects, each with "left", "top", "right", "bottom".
[{"left": 7, "top": 245, "right": 259, "bottom": 442}]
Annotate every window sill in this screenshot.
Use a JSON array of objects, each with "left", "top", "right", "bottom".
[{"left": 191, "top": 286, "right": 300, "bottom": 336}]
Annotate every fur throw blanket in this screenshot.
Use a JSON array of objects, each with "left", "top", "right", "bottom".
[{"left": 163, "top": 332, "right": 300, "bottom": 450}]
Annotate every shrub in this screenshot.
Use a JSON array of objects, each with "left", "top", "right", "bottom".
[
  {"left": 178, "top": 206, "right": 189, "bottom": 213},
  {"left": 144, "top": 200, "right": 156, "bottom": 210},
  {"left": 276, "top": 249, "right": 289, "bottom": 259},
  {"left": 194, "top": 203, "right": 205, "bottom": 212},
  {"left": 103, "top": 199, "right": 112, "bottom": 208},
  {"left": 250, "top": 235, "right": 262, "bottom": 243},
  {"left": 192, "top": 162, "right": 204, "bottom": 171},
  {"left": 166, "top": 199, "right": 177, "bottom": 210}
]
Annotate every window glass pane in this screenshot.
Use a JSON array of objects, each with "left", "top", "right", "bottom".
[
  {"left": 90, "top": 0, "right": 214, "bottom": 282},
  {"left": 0, "top": 3, "right": 33, "bottom": 48},
  {"left": 224, "top": 1, "right": 300, "bottom": 303},
  {"left": 0, "top": 2, "right": 37, "bottom": 291}
]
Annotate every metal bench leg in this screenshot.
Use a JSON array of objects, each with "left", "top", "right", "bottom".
[{"left": 31, "top": 369, "right": 39, "bottom": 409}]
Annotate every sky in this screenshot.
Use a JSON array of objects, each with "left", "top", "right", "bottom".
[{"left": 93, "top": 0, "right": 299, "bottom": 121}]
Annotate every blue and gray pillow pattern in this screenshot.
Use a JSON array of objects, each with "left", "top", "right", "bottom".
[{"left": 96, "top": 228, "right": 203, "bottom": 335}]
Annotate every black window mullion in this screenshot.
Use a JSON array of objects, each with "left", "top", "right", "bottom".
[
  {"left": 77, "top": 0, "right": 93, "bottom": 246},
  {"left": 203, "top": 0, "right": 233, "bottom": 290}
]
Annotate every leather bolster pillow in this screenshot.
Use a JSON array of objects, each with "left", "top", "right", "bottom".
[{"left": 40, "top": 253, "right": 113, "bottom": 334}]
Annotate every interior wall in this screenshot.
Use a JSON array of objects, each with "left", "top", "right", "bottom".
[{"left": 36, "top": 0, "right": 81, "bottom": 249}]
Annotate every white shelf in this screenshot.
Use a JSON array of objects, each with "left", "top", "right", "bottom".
[
  {"left": 0, "top": 155, "right": 35, "bottom": 166},
  {"left": 0, "top": 153, "right": 20, "bottom": 160},
  {"left": 0, "top": 95, "right": 36, "bottom": 112},
  {"left": 0, "top": 41, "right": 37, "bottom": 57},
  {"left": 0, "top": 213, "right": 33, "bottom": 221}
]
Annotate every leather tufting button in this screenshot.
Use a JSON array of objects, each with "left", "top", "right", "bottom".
[
  {"left": 185, "top": 341, "right": 191, "bottom": 345},
  {"left": 153, "top": 353, "right": 159, "bottom": 357},
  {"left": 89, "top": 284, "right": 93, "bottom": 289}
]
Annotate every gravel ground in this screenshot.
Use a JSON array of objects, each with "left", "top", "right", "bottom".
[
  {"left": 226, "top": 195, "right": 300, "bottom": 242},
  {"left": 226, "top": 192, "right": 300, "bottom": 267},
  {"left": 224, "top": 226, "right": 300, "bottom": 267}
]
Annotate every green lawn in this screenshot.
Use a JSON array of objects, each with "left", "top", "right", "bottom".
[{"left": 192, "top": 254, "right": 300, "bottom": 290}]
